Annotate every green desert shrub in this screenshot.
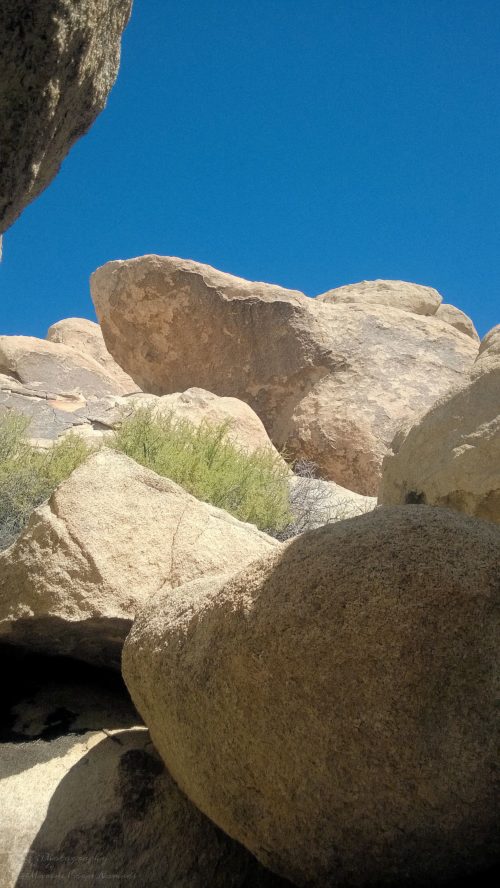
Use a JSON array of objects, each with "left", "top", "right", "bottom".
[
  {"left": 111, "top": 406, "right": 292, "bottom": 534},
  {"left": 0, "top": 411, "right": 90, "bottom": 550}
]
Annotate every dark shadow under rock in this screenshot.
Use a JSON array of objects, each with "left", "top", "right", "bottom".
[{"left": 0, "top": 646, "right": 292, "bottom": 888}]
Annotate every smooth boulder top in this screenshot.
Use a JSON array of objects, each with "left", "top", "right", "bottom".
[
  {"left": 47, "top": 316, "right": 139, "bottom": 394},
  {"left": 123, "top": 505, "right": 499, "bottom": 887},
  {"left": 379, "top": 356, "right": 500, "bottom": 523},
  {"left": 0, "top": 0, "right": 132, "bottom": 233},
  {"left": 316, "top": 279, "right": 443, "bottom": 316},
  {"left": 91, "top": 255, "right": 478, "bottom": 495},
  {"left": 0, "top": 449, "right": 279, "bottom": 668}
]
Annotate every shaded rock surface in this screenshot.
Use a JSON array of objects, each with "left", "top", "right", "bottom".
[
  {"left": 0, "top": 1, "right": 132, "bottom": 233},
  {"left": 123, "top": 507, "right": 500, "bottom": 888},
  {"left": 379, "top": 350, "right": 500, "bottom": 523},
  {"left": 0, "top": 648, "right": 289, "bottom": 888},
  {"left": 0, "top": 450, "right": 278, "bottom": 667},
  {"left": 0, "top": 334, "right": 139, "bottom": 442},
  {"left": 91, "top": 256, "right": 477, "bottom": 494}
]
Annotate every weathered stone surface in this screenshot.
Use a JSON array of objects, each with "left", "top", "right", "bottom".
[
  {"left": 47, "top": 317, "right": 139, "bottom": 395},
  {"left": 316, "top": 279, "right": 442, "bottom": 316},
  {"left": 123, "top": 507, "right": 500, "bottom": 887},
  {"left": 434, "top": 303, "right": 479, "bottom": 340},
  {"left": 0, "top": 649, "right": 289, "bottom": 888},
  {"left": 91, "top": 256, "right": 477, "bottom": 494},
  {"left": 0, "top": 450, "right": 278, "bottom": 667},
  {"left": 123, "top": 387, "right": 281, "bottom": 456},
  {"left": 0, "top": 334, "right": 138, "bottom": 443},
  {"left": 0, "top": 336, "right": 125, "bottom": 400},
  {"left": 0, "top": 1, "right": 133, "bottom": 233},
  {"left": 379, "top": 358, "right": 500, "bottom": 523}
]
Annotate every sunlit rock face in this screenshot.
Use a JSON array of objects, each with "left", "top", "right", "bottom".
[{"left": 91, "top": 255, "right": 478, "bottom": 494}]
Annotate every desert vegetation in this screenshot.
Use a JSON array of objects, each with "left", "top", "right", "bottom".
[
  {"left": 0, "top": 408, "right": 294, "bottom": 549},
  {"left": 0, "top": 412, "right": 89, "bottom": 550},
  {"left": 111, "top": 406, "right": 292, "bottom": 534}
]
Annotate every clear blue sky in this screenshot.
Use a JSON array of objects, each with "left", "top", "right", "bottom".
[{"left": 1, "top": 0, "right": 499, "bottom": 338}]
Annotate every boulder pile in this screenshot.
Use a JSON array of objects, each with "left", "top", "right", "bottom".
[
  {"left": 123, "top": 506, "right": 499, "bottom": 887},
  {"left": 0, "top": 269, "right": 498, "bottom": 887},
  {"left": 91, "top": 257, "right": 478, "bottom": 494}
]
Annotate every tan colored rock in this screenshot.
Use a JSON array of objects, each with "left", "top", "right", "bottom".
[
  {"left": 474, "top": 324, "right": 500, "bottom": 374},
  {"left": 478, "top": 324, "right": 500, "bottom": 357},
  {"left": 125, "top": 387, "right": 281, "bottom": 456},
  {"left": 0, "top": 449, "right": 278, "bottom": 667},
  {"left": 47, "top": 317, "right": 139, "bottom": 395},
  {"left": 0, "top": 334, "right": 138, "bottom": 442},
  {"left": 435, "top": 303, "right": 479, "bottom": 340},
  {"left": 91, "top": 256, "right": 477, "bottom": 494},
  {"left": 317, "top": 279, "right": 442, "bottom": 315},
  {"left": 0, "top": 335, "right": 127, "bottom": 399},
  {"left": 379, "top": 359, "right": 500, "bottom": 523},
  {"left": 0, "top": 650, "right": 288, "bottom": 888},
  {"left": 0, "top": 1, "right": 132, "bottom": 233},
  {"left": 123, "top": 507, "right": 500, "bottom": 888}
]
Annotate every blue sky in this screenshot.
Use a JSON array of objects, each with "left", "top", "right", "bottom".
[{"left": 1, "top": 0, "right": 499, "bottom": 338}]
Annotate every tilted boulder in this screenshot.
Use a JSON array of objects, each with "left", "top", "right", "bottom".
[
  {"left": 0, "top": 649, "right": 288, "bottom": 888},
  {"left": 123, "top": 507, "right": 500, "bottom": 887},
  {"left": 0, "top": 333, "right": 138, "bottom": 443},
  {"left": 379, "top": 349, "right": 500, "bottom": 523},
  {"left": 47, "top": 317, "right": 138, "bottom": 395},
  {"left": 316, "top": 279, "right": 442, "bottom": 316},
  {"left": 91, "top": 256, "right": 477, "bottom": 494},
  {"left": 0, "top": 450, "right": 278, "bottom": 667},
  {"left": 0, "top": 1, "right": 132, "bottom": 233}
]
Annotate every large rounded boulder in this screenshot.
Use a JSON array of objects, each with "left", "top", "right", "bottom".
[
  {"left": 91, "top": 256, "right": 477, "bottom": 494},
  {"left": 123, "top": 506, "right": 500, "bottom": 887}
]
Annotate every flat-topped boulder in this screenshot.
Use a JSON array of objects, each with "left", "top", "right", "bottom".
[{"left": 91, "top": 256, "right": 478, "bottom": 494}]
